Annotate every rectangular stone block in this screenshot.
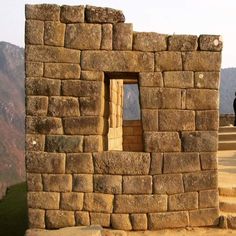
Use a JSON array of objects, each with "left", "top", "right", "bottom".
[
  {"left": 168, "top": 35, "right": 198, "bottom": 51},
  {"left": 28, "top": 208, "right": 45, "bottom": 229},
  {"left": 26, "top": 152, "right": 65, "bottom": 174},
  {"left": 150, "top": 153, "right": 163, "bottom": 175},
  {"left": 81, "top": 71, "right": 104, "bottom": 81},
  {"left": 114, "top": 194, "right": 167, "bottom": 213},
  {"left": 43, "top": 174, "right": 72, "bottom": 192},
  {"left": 169, "top": 192, "right": 198, "bottom": 211},
  {"left": 111, "top": 214, "right": 132, "bottom": 230},
  {"left": 183, "top": 51, "right": 221, "bottom": 71},
  {"left": 84, "top": 135, "right": 104, "bottom": 152},
  {"left": 84, "top": 193, "right": 114, "bottom": 213},
  {"left": 73, "top": 174, "right": 93, "bottom": 192},
  {"left": 25, "top": 20, "right": 44, "bottom": 45},
  {"left": 195, "top": 72, "right": 220, "bottom": 89},
  {"left": 196, "top": 110, "right": 219, "bottom": 131},
  {"left": 153, "top": 174, "right": 184, "bottom": 194},
  {"left": 75, "top": 211, "right": 90, "bottom": 226},
  {"left": 133, "top": 32, "right": 167, "bottom": 51},
  {"left": 90, "top": 213, "right": 110, "bottom": 227},
  {"left": 25, "top": 62, "right": 43, "bottom": 77},
  {"left": 183, "top": 171, "right": 218, "bottom": 192},
  {"left": 155, "top": 52, "right": 182, "bottom": 71},
  {"left": 141, "top": 109, "right": 158, "bottom": 131},
  {"left": 26, "top": 96, "right": 48, "bottom": 116},
  {"left": 130, "top": 214, "right": 147, "bottom": 231},
  {"left": 200, "top": 152, "right": 218, "bottom": 170},
  {"left": 60, "top": 192, "right": 84, "bottom": 210},
  {"left": 139, "top": 72, "right": 163, "bottom": 87},
  {"left": 199, "top": 35, "right": 223, "bottom": 51},
  {"left": 144, "top": 132, "right": 181, "bottom": 152},
  {"left": 60, "top": 5, "right": 84, "bottom": 23},
  {"left": 199, "top": 189, "right": 219, "bottom": 208},
  {"left": 93, "top": 151, "right": 150, "bottom": 175},
  {"left": 79, "top": 96, "right": 104, "bottom": 116},
  {"left": 27, "top": 173, "right": 43, "bottom": 191},
  {"left": 81, "top": 51, "right": 154, "bottom": 72},
  {"left": 163, "top": 153, "right": 200, "bottom": 174},
  {"left": 101, "top": 24, "right": 112, "bottom": 50},
  {"left": 27, "top": 192, "right": 59, "bottom": 209}
]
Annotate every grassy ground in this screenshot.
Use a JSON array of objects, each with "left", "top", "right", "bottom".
[{"left": 0, "top": 182, "right": 28, "bottom": 236}]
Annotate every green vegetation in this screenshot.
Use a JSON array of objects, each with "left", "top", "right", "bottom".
[{"left": 0, "top": 182, "right": 28, "bottom": 236}]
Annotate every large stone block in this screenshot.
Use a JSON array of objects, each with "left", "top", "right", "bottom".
[
  {"left": 111, "top": 214, "right": 132, "bottom": 230},
  {"left": 168, "top": 35, "right": 198, "bottom": 51},
  {"left": 196, "top": 110, "right": 219, "bottom": 131},
  {"left": 84, "top": 135, "right": 104, "bottom": 152},
  {"left": 101, "top": 24, "right": 113, "bottom": 50},
  {"left": 153, "top": 174, "right": 184, "bottom": 194},
  {"left": 25, "top": 20, "right": 44, "bottom": 45},
  {"left": 25, "top": 62, "right": 43, "bottom": 77},
  {"left": 26, "top": 134, "right": 45, "bottom": 152},
  {"left": 60, "top": 192, "right": 84, "bottom": 210},
  {"left": 155, "top": 52, "right": 182, "bottom": 71},
  {"left": 27, "top": 173, "right": 43, "bottom": 191},
  {"left": 183, "top": 170, "right": 218, "bottom": 192},
  {"left": 199, "top": 189, "right": 219, "bottom": 208},
  {"left": 90, "top": 213, "right": 110, "bottom": 227},
  {"left": 28, "top": 208, "right": 45, "bottom": 228},
  {"left": 144, "top": 132, "right": 181, "bottom": 152},
  {"left": 141, "top": 109, "right": 158, "bottom": 131},
  {"left": 130, "top": 214, "right": 147, "bottom": 231},
  {"left": 60, "top": 5, "right": 84, "bottom": 23},
  {"left": 26, "top": 96, "right": 48, "bottom": 116},
  {"left": 81, "top": 71, "right": 104, "bottom": 81},
  {"left": 194, "top": 72, "right": 220, "bottom": 89},
  {"left": 65, "top": 23, "right": 101, "bottom": 50},
  {"left": 84, "top": 193, "right": 114, "bottom": 213},
  {"left": 81, "top": 51, "right": 154, "bottom": 72},
  {"left": 73, "top": 174, "right": 93, "bottom": 192},
  {"left": 75, "top": 211, "right": 90, "bottom": 226},
  {"left": 199, "top": 35, "right": 223, "bottom": 51},
  {"left": 139, "top": 72, "right": 163, "bottom": 87},
  {"left": 93, "top": 151, "right": 150, "bottom": 175},
  {"left": 150, "top": 153, "right": 163, "bottom": 175},
  {"left": 200, "top": 152, "right": 218, "bottom": 170},
  {"left": 79, "top": 96, "right": 104, "bottom": 116},
  {"left": 181, "top": 131, "right": 218, "bottom": 152},
  {"left": 114, "top": 194, "right": 167, "bottom": 213}
]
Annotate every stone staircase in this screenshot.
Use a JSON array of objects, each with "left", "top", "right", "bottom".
[{"left": 218, "top": 126, "right": 236, "bottom": 150}]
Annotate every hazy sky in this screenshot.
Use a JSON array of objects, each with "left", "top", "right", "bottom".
[{"left": 1, "top": 0, "right": 236, "bottom": 68}]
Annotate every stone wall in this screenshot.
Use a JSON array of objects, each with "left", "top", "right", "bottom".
[
  {"left": 25, "top": 4, "right": 222, "bottom": 230},
  {"left": 220, "top": 114, "right": 234, "bottom": 126}
]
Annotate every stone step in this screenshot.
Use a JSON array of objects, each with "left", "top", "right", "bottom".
[
  {"left": 218, "top": 141, "right": 236, "bottom": 151},
  {"left": 219, "top": 126, "right": 236, "bottom": 133},
  {"left": 219, "top": 187, "right": 236, "bottom": 197},
  {"left": 219, "top": 133, "right": 236, "bottom": 141},
  {"left": 220, "top": 196, "right": 236, "bottom": 213}
]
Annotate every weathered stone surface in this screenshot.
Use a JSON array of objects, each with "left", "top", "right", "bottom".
[
  {"left": 189, "top": 208, "right": 219, "bottom": 226},
  {"left": 25, "top": 20, "right": 44, "bottom": 45},
  {"left": 94, "top": 175, "right": 122, "bottom": 194},
  {"left": 141, "top": 109, "right": 158, "bottom": 131},
  {"left": 153, "top": 174, "right": 184, "bottom": 194},
  {"left": 75, "top": 211, "right": 90, "bottom": 226},
  {"left": 102, "top": 229, "right": 126, "bottom": 236},
  {"left": 90, "top": 213, "right": 110, "bottom": 227},
  {"left": 28, "top": 208, "right": 45, "bottom": 229},
  {"left": 81, "top": 51, "right": 154, "bottom": 72},
  {"left": 114, "top": 195, "right": 167, "bottom": 213},
  {"left": 84, "top": 135, "right": 104, "bottom": 152},
  {"left": 169, "top": 192, "right": 198, "bottom": 211},
  {"left": 26, "top": 152, "right": 65, "bottom": 174},
  {"left": 168, "top": 35, "right": 198, "bottom": 51},
  {"left": 84, "top": 193, "right": 114, "bottom": 213},
  {"left": 46, "top": 210, "right": 75, "bottom": 229},
  {"left": 73, "top": 174, "right": 93, "bottom": 192},
  {"left": 150, "top": 153, "right": 163, "bottom": 175},
  {"left": 79, "top": 96, "right": 104, "bottom": 116},
  {"left": 85, "top": 5, "right": 125, "bottom": 23},
  {"left": 113, "top": 23, "right": 133, "bottom": 50},
  {"left": 227, "top": 216, "right": 236, "bottom": 229},
  {"left": 163, "top": 71, "right": 194, "bottom": 88},
  {"left": 43, "top": 174, "right": 72, "bottom": 192},
  {"left": 130, "top": 214, "right": 147, "bottom": 230},
  {"left": 93, "top": 151, "right": 150, "bottom": 175},
  {"left": 101, "top": 24, "right": 112, "bottom": 50},
  {"left": 27, "top": 173, "right": 43, "bottom": 191},
  {"left": 26, "top": 45, "right": 81, "bottom": 63},
  {"left": 81, "top": 71, "right": 104, "bottom": 81},
  {"left": 163, "top": 153, "right": 200, "bottom": 174},
  {"left": 66, "top": 153, "right": 94, "bottom": 174},
  {"left": 123, "top": 176, "right": 152, "bottom": 194},
  {"left": 111, "top": 214, "right": 132, "bottom": 230},
  {"left": 61, "top": 193, "right": 84, "bottom": 210},
  {"left": 60, "top": 5, "right": 84, "bottom": 23},
  {"left": 25, "top": 4, "right": 60, "bottom": 21},
  {"left": 159, "top": 110, "right": 195, "bottom": 131},
  {"left": 28, "top": 192, "right": 59, "bottom": 209},
  {"left": 199, "top": 189, "right": 219, "bottom": 208},
  {"left": 148, "top": 211, "right": 189, "bottom": 229},
  {"left": 25, "top": 62, "right": 43, "bottom": 77},
  {"left": 195, "top": 72, "right": 220, "bottom": 89},
  {"left": 155, "top": 52, "right": 182, "bottom": 71},
  {"left": 196, "top": 110, "right": 219, "bottom": 130},
  {"left": 182, "top": 52, "right": 221, "bottom": 71},
  {"left": 139, "top": 72, "right": 163, "bottom": 87},
  {"left": 199, "top": 35, "right": 223, "bottom": 51},
  {"left": 182, "top": 131, "right": 218, "bottom": 152},
  {"left": 200, "top": 152, "right": 218, "bottom": 170},
  {"left": 133, "top": 32, "right": 167, "bottom": 52},
  {"left": 144, "top": 132, "right": 181, "bottom": 152},
  {"left": 183, "top": 171, "right": 218, "bottom": 192},
  {"left": 26, "top": 96, "right": 48, "bottom": 116},
  {"left": 65, "top": 23, "right": 101, "bottom": 50}
]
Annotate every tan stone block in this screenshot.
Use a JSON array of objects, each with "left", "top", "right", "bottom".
[
  {"left": 26, "top": 152, "right": 65, "bottom": 174},
  {"left": 196, "top": 110, "right": 219, "bottom": 131},
  {"left": 155, "top": 51, "right": 182, "bottom": 71},
  {"left": 27, "top": 173, "right": 43, "bottom": 191},
  {"left": 75, "top": 211, "right": 90, "bottom": 226},
  {"left": 169, "top": 192, "right": 198, "bottom": 211},
  {"left": 111, "top": 214, "right": 132, "bottom": 230},
  {"left": 26, "top": 96, "right": 48, "bottom": 116},
  {"left": 81, "top": 71, "right": 104, "bottom": 81},
  {"left": 168, "top": 35, "right": 198, "bottom": 51},
  {"left": 199, "top": 189, "right": 219, "bottom": 208},
  {"left": 60, "top": 5, "right": 84, "bottom": 23},
  {"left": 73, "top": 174, "right": 93, "bottom": 192},
  {"left": 148, "top": 211, "right": 189, "bottom": 229},
  {"left": 60, "top": 192, "right": 84, "bottom": 210},
  {"left": 200, "top": 152, "right": 218, "bottom": 170},
  {"left": 183, "top": 170, "right": 218, "bottom": 192},
  {"left": 102, "top": 229, "right": 127, "bottom": 236},
  {"left": 26, "top": 77, "right": 61, "bottom": 96},
  {"left": 81, "top": 51, "right": 154, "bottom": 72},
  {"left": 141, "top": 109, "right": 158, "bottom": 132},
  {"left": 84, "top": 135, "right": 104, "bottom": 152},
  {"left": 25, "top": 20, "right": 44, "bottom": 45},
  {"left": 43, "top": 174, "right": 72, "bottom": 192},
  {"left": 133, "top": 32, "right": 167, "bottom": 51},
  {"left": 189, "top": 208, "right": 219, "bottom": 226},
  {"left": 144, "top": 132, "right": 181, "bottom": 152},
  {"left": 25, "top": 4, "right": 60, "bottom": 21},
  {"left": 26, "top": 134, "right": 45, "bottom": 151},
  {"left": 84, "top": 193, "right": 114, "bottom": 213},
  {"left": 183, "top": 51, "right": 221, "bottom": 71},
  {"left": 46, "top": 210, "right": 75, "bottom": 229},
  {"left": 182, "top": 131, "right": 218, "bottom": 152},
  {"left": 25, "top": 62, "right": 43, "bottom": 77},
  {"left": 153, "top": 174, "right": 184, "bottom": 194},
  {"left": 139, "top": 72, "right": 163, "bottom": 87},
  {"left": 65, "top": 23, "right": 101, "bottom": 50},
  {"left": 79, "top": 96, "right": 104, "bottom": 116},
  {"left": 130, "top": 214, "right": 147, "bottom": 230},
  {"left": 26, "top": 45, "right": 81, "bottom": 63},
  {"left": 90, "top": 213, "right": 110, "bottom": 227},
  {"left": 101, "top": 24, "right": 113, "bottom": 50},
  {"left": 93, "top": 151, "right": 150, "bottom": 175},
  {"left": 195, "top": 72, "right": 220, "bottom": 89},
  {"left": 123, "top": 176, "right": 152, "bottom": 194},
  {"left": 150, "top": 153, "right": 163, "bottom": 175},
  {"left": 28, "top": 192, "right": 59, "bottom": 209},
  {"left": 94, "top": 175, "right": 122, "bottom": 194},
  {"left": 199, "top": 35, "right": 223, "bottom": 51},
  {"left": 66, "top": 153, "right": 93, "bottom": 174},
  {"left": 28, "top": 208, "right": 45, "bottom": 229},
  {"left": 163, "top": 153, "right": 200, "bottom": 174}
]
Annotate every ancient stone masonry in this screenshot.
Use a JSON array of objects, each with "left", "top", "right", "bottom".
[{"left": 25, "top": 4, "right": 223, "bottom": 230}]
